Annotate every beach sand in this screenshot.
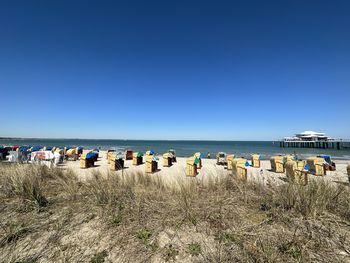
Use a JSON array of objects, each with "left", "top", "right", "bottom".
[{"left": 60, "top": 150, "right": 350, "bottom": 188}]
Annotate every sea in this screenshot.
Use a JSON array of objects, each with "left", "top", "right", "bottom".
[{"left": 1, "top": 138, "right": 350, "bottom": 160}]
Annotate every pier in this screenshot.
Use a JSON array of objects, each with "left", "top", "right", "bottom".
[
  {"left": 279, "top": 140, "right": 350, "bottom": 150},
  {"left": 279, "top": 131, "right": 350, "bottom": 150}
]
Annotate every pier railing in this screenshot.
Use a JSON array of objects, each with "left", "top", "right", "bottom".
[{"left": 279, "top": 139, "right": 350, "bottom": 150}]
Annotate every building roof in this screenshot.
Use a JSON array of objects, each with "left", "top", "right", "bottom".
[{"left": 296, "top": 131, "right": 326, "bottom": 136}]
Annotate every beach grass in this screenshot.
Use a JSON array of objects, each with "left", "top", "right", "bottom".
[{"left": 0, "top": 164, "right": 349, "bottom": 262}]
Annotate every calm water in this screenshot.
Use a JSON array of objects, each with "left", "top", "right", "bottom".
[{"left": 1, "top": 139, "right": 350, "bottom": 160}]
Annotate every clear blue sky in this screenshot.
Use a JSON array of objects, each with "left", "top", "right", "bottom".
[{"left": 1, "top": 0, "right": 349, "bottom": 140}]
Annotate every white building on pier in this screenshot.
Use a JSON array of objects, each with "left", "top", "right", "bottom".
[
  {"left": 280, "top": 131, "right": 349, "bottom": 150},
  {"left": 283, "top": 131, "right": 334, "bottom": 142}
]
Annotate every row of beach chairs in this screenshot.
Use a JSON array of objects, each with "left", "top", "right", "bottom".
[
  {"left": 105, "top": 149, "right": 177, "bottom": 173},
  {"left": 185, "top": 153, "right": 261, "bottom": 178},
  {"left": 83, "top": 149, "right": 350, "bottom": 184},
  {"left": 1, "top": 145, "right": 84, "bottom": 165},
  {"left": 270, "top": 155, "right": 338, "bottom": 185}
]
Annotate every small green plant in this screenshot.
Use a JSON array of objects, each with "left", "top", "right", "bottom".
[
  {"left": 111, "top": 213, "right": 122, "bottom": 226},
  {"left": 90, "top": 250, "right": 108, "bottom": 263},
  {"left": 136, "top": 228, "right": 152, "bottom": 244},
  {"left": 188, "top": 242, "right": 201, "bottom": 256}
]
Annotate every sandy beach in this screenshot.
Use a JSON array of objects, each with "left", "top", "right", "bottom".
[{"left": 60, "top": 150, "right": 350, "bottom": 188}]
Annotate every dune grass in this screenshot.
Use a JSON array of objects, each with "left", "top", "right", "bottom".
[{"left": 0, "top": 163, "right": 349, "bottom": 262}]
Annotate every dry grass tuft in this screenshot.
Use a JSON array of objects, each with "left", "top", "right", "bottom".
[{"left": 268, "top": 180, "right": 350, "bottom": 220}]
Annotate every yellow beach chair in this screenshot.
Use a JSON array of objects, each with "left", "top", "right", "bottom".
[
  {"left": 285, "top": 160, "right": 308, "bottom": 185},
  {"left": 55, "top": 148, "right": 64, "bottom": 155},
  {"left": 106, "top": 149, "right": 115, "bottom": 160},
  {"left": 306, "top": 157, "right": 326, "bottom": 176},
  {"left": 251, "top": 154, "right": 260, "bottom": 168},
  {"left": 145, "top": 155, "right": 158, "bottom": 173},
  {"left": 227, "top": 154, "right": 235, "bottom": 170},
  {"left": 232, "top": 158, "right": 247, "bottom": 180},
  {"left": 109, "top": 156, "right": 124, "bottom": 171},
  {"left": 107, "top": 150, "right": 116, "bottom": 164},
  {"left": 186, "top": 156, "right": 198, "bottom": 177},
  {"left": 163, "top": 153, "right": 172, "bottom": 167},
  {"left": 270, "top": 156, "right": 285, "bottom": 173},
  {"left": 80, "top": 153, "right": 89, "bottom": 169},
  {"left": 80, "top": 152, "right": 95, "bottom": 169},
  {"left": 66, "top": 148, "right": 78, "bottom": 161},
  {"left": 132, "top": 152, "right": 143, "bottom": 165}
]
